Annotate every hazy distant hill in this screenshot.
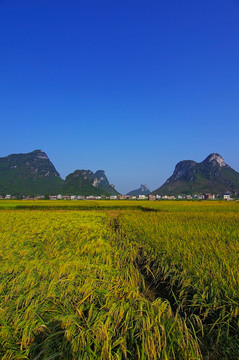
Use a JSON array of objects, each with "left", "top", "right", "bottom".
[
  {"left": 127, "top": 184, "right": 150, "bottom": 196},
  {"left": 63, "top": 169, "right": 119, "bottom": 196},
  {"left": 0, "top": 150, "right": 63, "bottom": 196},
  {"left": 152, "top": 153, "right": 239, "bottom": 195}
]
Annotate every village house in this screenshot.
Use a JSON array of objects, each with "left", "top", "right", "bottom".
[
  {"left": 148, "top": 194, "right": 156, "bottom": 201},
  {"left": 204, "top": 193, "right": 215, "bottom": 200},
  {"left": 223, "top": 193, "right": 231, "bottom": 200},
  {"left": 62, "top": 195, "right": 70, "bottom": 200},
  {"left": 49, "top": 195, "right": 58, "bottom": 200},
  {"left": 138, "top": 195, "right": 147, "bottom": 199},
  {"left": 34, "top": 195, "right": 44, "bottom": 200}
]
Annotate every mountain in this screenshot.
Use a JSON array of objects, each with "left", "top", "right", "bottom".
[
  {"left": 0, "top": 150, "right": 63, "bottom": 196},
  {"left": 94, "top": 170, "right": 118, "bottom": 194},
  {"left": 0, "top": 150, "right": 119, "bottom": 197},
  {"left": 152, "top": 153, "right": 239, "bottom": 196},
  {"left": 127, "top": 184, "right": 150, "bottom": 196},
  {"left": 63, "top": 169, "right": 119, "bottom": 196}
]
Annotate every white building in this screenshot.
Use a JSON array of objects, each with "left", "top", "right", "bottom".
[
  {"left": 223, "top": 193, "right": 231, "bottom": 200},
  {"left": 138, "top": 195, "right": 147, "bottom": 199}
]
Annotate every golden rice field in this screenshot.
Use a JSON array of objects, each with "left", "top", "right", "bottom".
[{"left": 0, "top": 200, "right": 238, "bottom": 359}]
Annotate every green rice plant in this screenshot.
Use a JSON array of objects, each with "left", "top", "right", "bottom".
[
  {"left": 116, "top": 205, "right": 239, "bottom": 358},
  {"left": 0, "top": 209, "right": 201, "bottom": 359}
]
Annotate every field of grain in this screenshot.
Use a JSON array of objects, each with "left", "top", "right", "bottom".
[{"left": 0, "top": 200, "right": 238, "bottom": 359}]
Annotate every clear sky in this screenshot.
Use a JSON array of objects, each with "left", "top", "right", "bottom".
[{"left": 1, "top": 0, "right": 239, "bottom": 194}]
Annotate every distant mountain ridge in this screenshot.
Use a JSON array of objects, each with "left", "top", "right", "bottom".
[
  {"left": 152, "top": 153, "right": 239, "bottom": 195},
  {"left": 63, "top": 169, "right": 118, "bottom": 196},
  {"left": 0, "top": 150, "right": 118, "bottom": 196},
  {"left": 1, "top": 150, "right": 239, "bottom": 197},
  {"left": 127, "top": 184, "right": 150, "bottom": 196}
]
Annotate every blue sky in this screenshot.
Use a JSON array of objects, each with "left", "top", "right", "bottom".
[{"left": 1, "top": 0, "right": 239, "bottom": 193}]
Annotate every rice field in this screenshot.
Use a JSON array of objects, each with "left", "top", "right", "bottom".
[{"left": 0, "top": 200, "right": 238, "bottom": 359}]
